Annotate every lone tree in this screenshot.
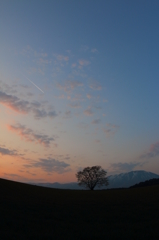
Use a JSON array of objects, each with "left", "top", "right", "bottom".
[{"left": 76, "top": 166, "right": 109, "bottom": 190}]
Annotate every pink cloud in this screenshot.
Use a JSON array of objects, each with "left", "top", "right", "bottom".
[
  {"left": 140, "top": 142, "right": 159, "bottom": 158},
  {"left": 64, "top": 111, "right": 71, "bottom": 118},
  {"left": 0, "top": 90, "right": 30, "bottom": 114},
  {"left": 91, "top": 48, "right": 98, "bottom": 53},
  {"left": 8, "top": 124, "right": 55, "bottom": 147},
  {"left": 56, "top": 55, "right": 69, "bottom": 61},
  {"left": 57, "top": 80, "right": 83, "bottom": 93},
  {"left": 69, "top": 103, "right": 81, "bottom": 108},
  {"left": 79, "top": 59, "right": 90, "bottom": 66},
  {"left": 38, "top": 58, "right": 51, "bottom": 65},
  {"left": 80, "top": 45, "right": 89, "bottom": 52},
  {"left": 71, "top": 63, "right": 76, "bottom": 68},
  {"left": 24, "top": 158, "right": 70, "bottom": 174},
  {"left": 84, "top": 107, "right": 94, "bottom": 116},
  {"left": 0, "top": 90, "right": 57, "bottom": 119},
  {"left": 89, "top": 83, "right": 102, "bottom": 90},
  {"left": 91, "top": 119, "right": 101, "bottom": 124},
  {"left": 0, "top": 146, "right": 17, "bottom": 156},
  {"left": 87, "top": 94, "right": 92, "bottom": 99},
  {"left": 103, "top": 123, "right": 120, "bottom": 137}
]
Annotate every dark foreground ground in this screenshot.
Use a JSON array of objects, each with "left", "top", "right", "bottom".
[{"left": 0, "top": 178, "right": 159, "bottom": 240}]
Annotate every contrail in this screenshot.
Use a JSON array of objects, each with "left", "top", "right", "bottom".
[{"left": 22, "top": 74, "right": 44, "bottom": 93}]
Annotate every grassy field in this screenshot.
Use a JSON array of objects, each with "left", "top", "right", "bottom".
[{"left": 0, "top": 178, "right": 159, "bottom": 239}]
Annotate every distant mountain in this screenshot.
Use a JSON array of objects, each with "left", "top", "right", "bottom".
[
  {"left": 32, "top": 170, "right": 159, "bottom": 190},
  {"left": 107, "top": 170, "right": 159, "bottom": 188}
]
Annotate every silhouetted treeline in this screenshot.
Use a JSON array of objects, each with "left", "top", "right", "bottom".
[{"left": 130, "top": 178, "right": 159, "bottom": 188}]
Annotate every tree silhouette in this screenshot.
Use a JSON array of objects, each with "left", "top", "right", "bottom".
[{"left": 76, "top": 166, "right": 109, "bottom": 190}]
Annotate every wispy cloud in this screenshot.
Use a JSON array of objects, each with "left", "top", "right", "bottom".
[
  {"left": 110, "top": 162, "right": 144, "bottom": 172},
  {"left": 0, "top": 80, "right": 35, "bottom": 99},
  {"left": 37, "top": 58, "right": 51, "bottom": 65},
  {"left": 0, "top": 146, "right": 18, "bottom": 156},
  {"left": 0, "top": 90, "right": 57, "bottom": 119},
  {"left": 71, "top": 63, "right": 76, "bottom": 68},
  {"left": 8, "top": 124, "right": 55, "bottom": 147},
  {"left": 32, "top": 108, "right": 57, "bottom": 119},
  {"left": 91, "top": 48, "right": 98, "bottom": 53},
  {"left": 0, "top": 90, "right": 30, "bottom": 113},
  {"left": 56, "top": 54, "right": 69, "bottom": 62},
  {"left": 84, "top": 106, "right": 94, "bottom": 116},
  {"left": 80, "top": 45, "right": 89, "bottom": 52},
  {"left": 78, "top": 122, "right": 89, "bottom": 129},
  {"left": 21, "top": 45, "right": 51, "bottom": 75},
  {"left": 69, "top": 103, "right": 81, "bottom": 108},
  {"left": 89, "top": 82, "right": 102, "bottom": 90},
  {"left": 25, "top": 158, "right": 70, "bottom": 174},
  {"left": 104, "top": 123, "right": 120, "bottom": 137},
  {"left": 79, "top": 59, "right": 90, "bottom": 67},
  {"left": 140, "top": 142, "right": 159, "bottom": 159},
  {"left": 69, "top": 80, "right": 83, "bottom": 89},
  {"left": 91, "top": 119, "right": 101, "bottom": 124},
  {"left": 22, "top": 45, "right": 48, "bottom": 59},
  {"left": 87, "top": 94, "right": 92, "bottom": 99},
  {"left": 64, "top": 110, "right": 71, "bottom": 118},
  {"left": 57, "top": 80, "right": 83, "bottom": 93}
]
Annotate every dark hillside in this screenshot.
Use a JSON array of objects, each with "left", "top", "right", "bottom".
[
  {"left": 130, "top": 178, "right": 159, "bottom": 188},
  {"left": 0, "top": 178, "right": 159, "bottom": 239}
]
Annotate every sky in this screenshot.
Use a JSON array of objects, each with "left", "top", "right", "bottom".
[{"left": 1, "top": 0, "right": 159, "bottom": 183}]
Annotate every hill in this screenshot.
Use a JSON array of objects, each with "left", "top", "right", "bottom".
[
  {"left": 0, "top": 178, "right": 159, "bottom": 239},
  {"left": 35, "top": 181, "right": 82, "bottom": 189},
  {"left": 130, "top": 178, "right": 159, "bottom": 188}
]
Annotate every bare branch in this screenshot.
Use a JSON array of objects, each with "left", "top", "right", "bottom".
[{"left": 76, "top": 166, "right": 109, "bottom": 190}]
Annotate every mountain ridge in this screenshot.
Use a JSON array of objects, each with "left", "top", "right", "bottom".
[{"left": 32, "top": 170, "right": 159, "bottom": 189}]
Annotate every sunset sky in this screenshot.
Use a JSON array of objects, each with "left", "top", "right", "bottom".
[{"left": 1, "top": 0, "right": 159, "bottom": 183}]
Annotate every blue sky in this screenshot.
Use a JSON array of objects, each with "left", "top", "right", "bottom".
[{"left": 1, "top": 0, "right": 159, "bottom": 183}]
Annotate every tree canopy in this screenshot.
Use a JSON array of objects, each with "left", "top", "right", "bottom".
[{"left": 76, "top": 166, "right": 109, "bottom": 190}]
